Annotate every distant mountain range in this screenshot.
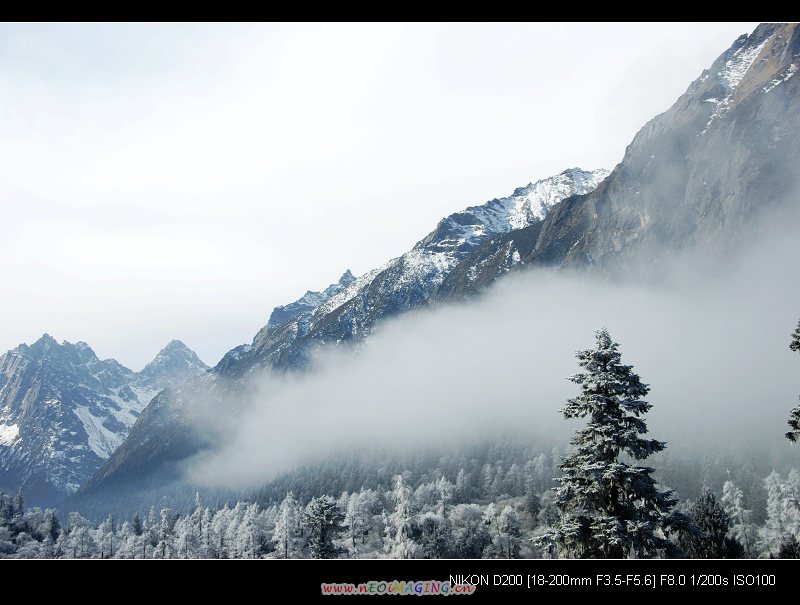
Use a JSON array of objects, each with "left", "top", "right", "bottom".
[{"left": 0, "top": 336, "right": 207, "bottom": 503}]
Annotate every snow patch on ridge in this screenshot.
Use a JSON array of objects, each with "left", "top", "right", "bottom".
[
  {"left": 72, "top": 405, "right": 126, "bottom": 459},
  {"left": 719, "top": 39, "right": 768, "bottom": 90},
  {"left": 459, "top": 168, "right": 610, "bottom": 236},
  {"left": 0, "top": 423, "right": 19, "bottom": 446},
  {"left": 762, "top": 62, "right": 798, "bottom": 93},
  {"left": 315, "top": 266, "right": 386, "bottom": 318},
  {"left": 703, "top": 39, "right": 768, "bottom": 133}
]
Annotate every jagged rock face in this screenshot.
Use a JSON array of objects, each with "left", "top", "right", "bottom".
[
  {"left": 526, "top": 23, "right": 800, "bottom": 273},
  {"left": 265, "top": 270, "right": 356, "bottom": 333},
  {"left": 0, "top": 336, "right": 207, "bottom": 503},
  {"left": 433, "top": 222, "right": 544, "bottom": 301}
]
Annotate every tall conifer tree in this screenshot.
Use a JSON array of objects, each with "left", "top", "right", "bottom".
[
  {"left": 786, "top": 319, "right": 800, "bottom": 442},
  {"left": 549, "top": 328, "right": 678, "bottom": 558}
]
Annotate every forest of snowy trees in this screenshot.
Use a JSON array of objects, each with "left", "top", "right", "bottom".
[
  {"left": 1, "top": 466, "right": 799, "bottom": 559},
  {"left": 1, "top": 325, "right": 799, "bottom": 560}
]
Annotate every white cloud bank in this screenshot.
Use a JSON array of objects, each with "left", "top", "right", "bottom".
[{"left": 189, "top": 219, "right": 800, "bottom": 489}]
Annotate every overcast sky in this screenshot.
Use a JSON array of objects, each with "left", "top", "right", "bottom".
[{"left": 0, "top": 22, "right": 757, "bottom": 369}]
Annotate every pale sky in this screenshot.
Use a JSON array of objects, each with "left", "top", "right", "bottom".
[{"left": 0, "top": 22, "right": 757, "bottom": 369}]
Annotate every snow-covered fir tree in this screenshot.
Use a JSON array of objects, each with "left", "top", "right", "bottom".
[
  {"left": 342, "top": 489, "right": 380, "bottom": 556},
  {"left": 761, "top": 471, "right": 786, "bottom": 555},
  {"left": 303, "top": 495, "right": 342, "bottom": 559},
  {"left": 784, "top": 470, "right": 800, "bottom": 538},
  {"left": 775, "top": 535, "right": 800, "bottom": 558},
  {"left": 455, "top": 469, "right": 470, "bottom": 503},
  {"left": 759, "top": 470, "right": 800, "bottom": 556},
  {"left": 721, "top": 479, "right": 756, "bottom": 556},
  {"left": 96, "top": 515, "right": 116, "bottom": 559},
  {"left": 787, "top": 319, "right": 800, "bottom": 442},
  {"left": 450, "top": 503, "right": 490, "bottom": 558},
  {"left": 679, "top": 488, "right": 743, "bottom": 558},
  {"left": 154, "top": 508, "right": 176, "bottom": 559},
  {"left": 65, "top": 512, "right": 95, "bottom": 559},
  {"left": 545, "top": 328, "right": 680, "bottom": 558},
  {"left": 484, "top": 504, "right": 522, "bottom": 558},
  {"left": 384, "top": 475, "right": 422, "bottom": 559}
]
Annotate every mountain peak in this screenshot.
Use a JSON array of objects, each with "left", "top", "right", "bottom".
[
  {"left": 160, "top": 339, "right": 194, "bottom": 356},
  {"left": 339, "top": 269, "right": 355, "bottom": 285},
  {"left": 34, "top": 333, "right": 58, "bottom": 346},
  {"left": 0, "top": 335, "right": 142, "bottom": 500},
  {"left": 266, "top": 269, "right": 359, "bottom": 332},
  {"left": 659, "top": 23, "right": 800, "bottom": 139},
  {"left": 136, "top": 340, "right": 208, "bottom": 390}
]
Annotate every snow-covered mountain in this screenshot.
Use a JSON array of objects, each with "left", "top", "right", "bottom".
[
  {"left": 78, "top": 22, "right": 800, "bottom": 508},
  {"left": 525, "top": 22, "right": 800, "bottom": 272},
  {"left": 0, "top": 336, "right": 207, "bottom": 503},
  {"left": 80, "top": 169, "right": 609, "bottom": 500},
  {"left": 218, "top": 167, "right": 608, "bottom": 376}
]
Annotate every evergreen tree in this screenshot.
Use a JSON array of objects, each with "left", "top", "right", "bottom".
[
  {"left": 342, "top": 489, "right": 380, "bottom": 556},
  {"left": 761, "top": 471, "right": 786, "bottom": 555},
  {"left": 40, "top": 534, "right": 55, "bottom": 559},
  {"left": 483, "top": 504, "right": 521, "bottom": 558},
  {"left": 13, "top": 489, "right": 23, "bottom": 524},
  {"left": 131, "top": 513, "right": 143, "bottom": 537},
  {"left": 498, "top": 506, "right": 522, "bottom": 558},
  {"left": 236, "top": 503, "right": 263, "bottom": 559},
  {"left": 787, "top": 319, "right": 800, "bottom": 442},
  {"left": 210, "top": 505, "right": 231, "bottom": 559},
  {"left": 450, "top": 503, "right": 490, "bottom": 558},
  {"left": 455, "top": 469, "right": 470, "bottom": 503},
  {"left": 547, "top": 328, "right": 679, "bottom": 558},
  {"left": 419, "top": 511, "right": 450, "bottom": 558},
  {"left": 721, "top": 479, "right": 756, "bottom": 556},
  {"left": 505, "top": 463, "right": 524, "bottom": 495},
  {"left": 66, "top": 512, "right": 94, "bottom": 559},
  {"left": 435, "top": 476, "right": 455, "bottom": 518},
  {"left": 304, "top": 495, "right": 343, "bottom": 559},
  {"left": 0, "top": 492, "right": 8, "bottom": 527},
  {"left": 97, "top": 515, "right": 116, "bottom": 559},
  {"left": 274, "top": 492, "right": 300, "bottom": 559},
  {"left": 114, "top": 521, "right": 136, "bottom": 559},
  {"left": 155, "top": 508, "right": 174, "bottom": 559},
  {"left": 522, "top": 466, "right": 541, "bottom": 523},
  {"left": 384, "top": 475, "right": 422, "bottom": 559},
  {"left": 480, "top": 464, "right": 495, "bottom": 499},
  {"left": 43, "top": 509, "right": 61, "bottom": 542},
  {"left": 181, "top": 494, "right": 204, "bottom": 559},
  {"left": 775, "top": 534, "right": 800, "bottom": 559},
  {"left": 537, "top": 490, "right": 559, "bottom": 528},
  {"left": 679, "top": 488, "right": 743, "bottom": 558},
  {"left": 200, "top": 507, "right": 213, "bottom": 558}
]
